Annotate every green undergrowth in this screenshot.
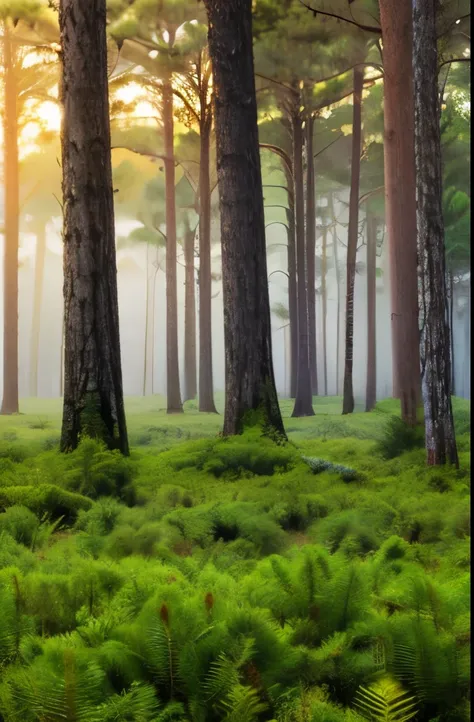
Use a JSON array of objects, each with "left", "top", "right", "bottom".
[{"left": 0, "top": 397, "right": 470, "bottom": 721}]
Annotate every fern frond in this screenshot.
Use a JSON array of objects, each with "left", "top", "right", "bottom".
[
  {"left": 353, "top": 676, "right": 418, "bottom": 722},
  {"left": 221, "top": 684, "right": 268, "bottom": 722}
]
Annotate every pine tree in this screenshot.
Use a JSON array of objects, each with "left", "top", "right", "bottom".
[
  {"left": 413, "top": 0, "right": 458, "bottom": 466},
  {"left": 59, "top": 0, "right": 128, "bottom": 454},
  {"left": 202, "top": 0, "right": 286, "bottom": 437}
]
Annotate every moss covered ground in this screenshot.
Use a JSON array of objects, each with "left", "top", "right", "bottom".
[{"left": 0, "top": 396, "right": 470, "bottom": 721}]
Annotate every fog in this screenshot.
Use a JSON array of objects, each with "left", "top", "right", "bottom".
[{"left": 0, "top": 189, "right": 469, "bottom": 404}]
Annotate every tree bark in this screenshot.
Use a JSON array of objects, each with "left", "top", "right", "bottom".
[
  {"left": 329, "top": 192, "right": 341, "bottom": 395},
  {"left": 321, "top": 222, "right": 328, "bottom": 396},
  {"left": 379, "top": 0, "right": 422, "bottom": 426},
  {"left": 59, "top": 0, "right": 128, "bottom": 454},
  {"left": 30, "top": 222, "right": 47, "bottom": 398},
  {"left": 183, "top": 218, "right": 197, "bottom": 401},
  {"left": 284, "top": 165, "right": 298, "bottom": 399},
  {"left": 305, "top": 115, "right": 318, "bottom": 396},
  {"left": 162, "top": 77, "right": 183, "bottom": 413},
  {"left": 413, "top": 0, "right": 458, "bottom": 466},
  {"left": 365, "top": 208, "right": 377, "bottom": 411},
  {"left": 198, "top": 117, "right": 217, "bottom": 412},
  {"left": 292, "top": 111, "right": 314, "bottom": 417},
  {"left": 342, "top": 67, "right": 363, "bottom": 415},
  {"left": 449, "top": 271, "right": 455, "bottom": 395},
  {"left": 203, "top": 0, "right": 285, "bottom": 437},
  {"left": 143, "top": 243, "right": 150, "bottom": 396},
  {"left": 1, "top": 24, "right": 19, "bottom": 415}
]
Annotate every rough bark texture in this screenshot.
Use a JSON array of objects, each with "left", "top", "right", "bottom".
[
  {"left": 198, "top": 118, "right": 217, "bottom": 412},
  {"left": 284, "top": 164, "right": 298, "bottom": 399},
  {"left": 413, "top": 0, "right": 458, "bottom": 466},
  {"left": 321, "top": 224, "right": 328, "bottom": 396},
  {"left": 30, "top": 222, "right": 47, "bottom": 397},
  {"left": 365, "top": 209, "right": 377, "bottom": 412},
  {"left": 379, "top": 0, "right": 422, "bottom": 425},
  {"left": 342, "top": 68, "right": 363, "bottom": 415},
  {"left": 1, "top": 24, "right": 19, "bottom": 415},
  {"left": 291, "top": 112, "right": 315, "bottom": 417},
  {"left": 59, "top": 0, "right": 128, "bottom": 454},
  {"left": 203, "top": 0, "right": 285, "bottom": 437},
  {"left": 305, "top": 116, "right": 318, "bottom": 395},
  {"left": 162, "top": 78, "right": 183, "bottom": 413},
  {"left": 183, "top": 219, "right": 197, "bottom": 401},
  {"left": 329, "top": 192, "right": 341, "bottom": 395}
]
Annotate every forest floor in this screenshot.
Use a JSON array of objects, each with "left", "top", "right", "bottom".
[{"left": 0, "top": 396, "right": 470, "bottom": 721}]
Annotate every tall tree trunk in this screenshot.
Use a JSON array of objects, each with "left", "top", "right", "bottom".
[
  {"left": 183, "top": 218, "right": 197, "bottom": 401},
  {"left": 292, "top": 112, "right": 314, "bottom": 417},
  {"left": 413, "top": 0, "right": 458, "bottom": 466},
  {"left": 342, "top": 67, "right": 363, "bottom": 415},
  {"left": 150, "top": 247, "right": 159, "bottom": 395},
  {"left": 321, "top": 222, "right": 328, "bottom": 396},
  {"left": 1, "top": 24, "right": 19, "bottom": 415},
  {"left": 379, "top": 0, "right": 422, "bottom": 426},
  {"left": 305, "top": 116, "right": 318, "bottom": 395},
  {"left": 204, "top": 0, "right": 285, "bottom": 438},
  {"left": 198, "top": 117, "right": 217, "bottom": 412},
  {"left": 449, "top": 271, "right": 455, "bottom": 395},
  {"left": 284, "top": 164, "right": 298, "bottom": 398},
  {"left": 329, "top": 192, "right": 341, "bottom": 395},
  {"left": 365, "top": 208, "right": 377, "bottom": 411},
  {"left": 162, "top": 78, "right": 183, "bottom": 413},
  {"left": 59, "top": 0, "right": 128, "bottom": 454},
  {"left": 30, "top": 222, "right": 47, "bottom": 398}
]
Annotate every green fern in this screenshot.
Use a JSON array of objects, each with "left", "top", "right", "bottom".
[
  {"left": 145, "top": 605, "right": 180, "bottom": 699},
  {"left": 221, "top": 684, "right": 268, "bottom": 722},
  {"left": 353, "top": 676, "right": 417, "bottom": 721}
]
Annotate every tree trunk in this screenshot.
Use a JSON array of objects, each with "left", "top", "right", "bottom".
[
  {"left": 379, "top": 0, "right": 422, "bottom": 426},
  {"left": 1, "top": 24, "right": 19, "bottom": 415},
  {"left": 30, "top": 222, "right": 47, "bottom": 398},
  {"left": 413, "top": 0, "right": 458, "bottom": 466},
  {"left": 321, "top": 222, "right": 328, "bottom": 396},
  {"left": 59, "top": 0, "right": 128, "bottom": 454},
  {"left": 162, "top": 78, "right": 183, "bottom": 413},
  {"left": 198, "top": 117, "right": 217, "bottom": 412},
  {"left": 329, "top": 192, "right": 341, "bottom": 395},
  {"left": 284, "top": 164, "right": 298, "bottom": 399},
  {"left": 150, "top": 247, "right": 159, "bottom": 395},
  {"left": 342, "top": 67, "right": 363, "bottom": 415},
  {"left": 292, "top": 112, "right": 315, "bottom": 417},
  {"left": 305, "top": 116, "right": 318, "bottom": 395},
  {"left": 365, "top": 208, "right": 377, "bottom": 411},
  {"left": 183, "top": 218, "right": 197, "bottom": 401},
  {"left": 204, "top": 0, "right": 285, "bottom": 437},
  {"left": 449, "top": 271, "right": 455, "bottom": 395}
]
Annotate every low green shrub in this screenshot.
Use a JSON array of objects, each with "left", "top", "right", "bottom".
[
  {"left": 0, "top": 484, "right": 92, "bottom": 522},
  {"left": 0, "top": 506, "right": 39, "bottom": 547},
  {"left": 303, "top": 456, "right": 360, "bottom": 481},
  {"left": 376, "top": 415, "right": 424, "bottom": 459}
]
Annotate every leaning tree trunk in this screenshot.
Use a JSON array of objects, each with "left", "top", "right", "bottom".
[
  {"left": 183, "top": 218, "right": 197, "bottom": 401},
  {"left": 30, "top": 222, "right": 47, "bottom": 397},
  {"left": 284, "top": 164, "right": 298, "bottom": 398},
  {"left": 162, "top": 77, "right": 183, "bottom": 413},
  {"left": 1, "top": 24, "right": 19, "bottom": 415},
  {"left": 342, "top": 67, "right": 363, "bottom": 415},
  {"left": 198, "top": 115, "right": 217, "bottom": 412},
  {"left": 321, "top": 222, "right": 328, "bottom": 396},
  {"left": 305, "top": 115, "right": 318, "bottom": 396},
  {"left": 365, "top": 207, "right": 377, "bottom": 411},
  {"left": 329, "top": 192, "right": 341, "bottom": 395},
  {"left": 292, "top": 111, "right": 314, "bottom": 417},
  {"left": 413, "top": 0, "right": 458, "bottom": 466},
  {"left": 379, "top": 0, "right": 422, "bottom": 426},
  {"left": 59, "top": 0, "right": 128, "bottom": 454},
  {"left": 203, "top": 0, "right": 285, "bottom": 438}
]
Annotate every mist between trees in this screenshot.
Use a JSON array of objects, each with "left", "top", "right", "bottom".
[{"left": 0, "top": 0, "right": 471, "bottom": 458}]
